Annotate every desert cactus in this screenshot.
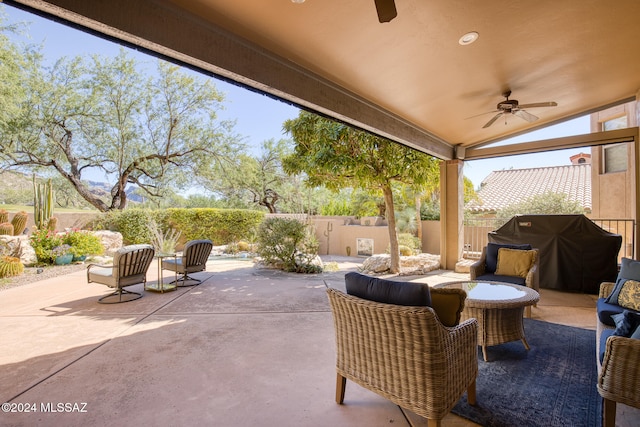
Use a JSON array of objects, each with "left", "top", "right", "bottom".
[
  {"left": 0, "top": 222, "right": 14, "bottom": 236},
  {"left": 11, "top": 211, "right": 28, "bottom": 236},
  {"left": 33, "top": 176, "right": 54, "bottom": 230},
  {"left": 47, "top": 217, "right": 58, "bottom": 231},
  {"left": 0, "top": 209, "right": 8, "bottom": 224},
  {"left": 0, "top": 255, "right": 24, "bottom": 278}
]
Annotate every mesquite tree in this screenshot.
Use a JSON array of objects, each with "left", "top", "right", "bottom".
[
  {"left": 0, "top": 41, "right": 241, "bottom": 211},
  {"left": 283, "top": 111, "right": 440, "bottom": 273}
]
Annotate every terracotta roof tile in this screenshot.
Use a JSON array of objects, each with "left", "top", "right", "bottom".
[{"left": 466, "top": 164, "right": 591, "bottom": 213}]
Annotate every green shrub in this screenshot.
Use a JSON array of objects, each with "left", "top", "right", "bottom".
[
  {"left": 398, "top": 245, "right": 414, "bottom": 256},
  {"left": 387, "top": 233, "right": 421, "bottom": 256},
  {"left": 256, "top": 217, "right": 321, "bottom": 273},
  {"left": 30, "top": 228, "right": 63, "bottom": 264},
  {"left": 92, "top": 208, "right": 265, "bottom": 246},
  {"left": 165, "top": 208, "right": 264, "bottom": 244},
  {"left": 62, "top": 230, "right": 105, "bottom": 258}
]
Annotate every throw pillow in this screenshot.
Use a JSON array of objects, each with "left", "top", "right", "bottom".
[
  {"left": 430, "top": 288, "right": 465, "bottom": 327},
  {"left": 485, "top": 242, "right": 532, "bottom": 273},
  {"left": 611, "top": 310, "right": 640, "bottom": 337},
  {"left": 606, "top": 258, "right": 640, "bottom": 305},
  {"left": 344, "top": 271, "right": 431, "bottom": 307},
  {"left": 495, "top": 248, "right": 536, "bottom": 278},
  {"left": 618, "top": 280, "right": 640, "bottom": 311}
]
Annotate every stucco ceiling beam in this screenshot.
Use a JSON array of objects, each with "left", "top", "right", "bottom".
[{"left": 464, "top": 128, "right": 639, "bottom": 160}]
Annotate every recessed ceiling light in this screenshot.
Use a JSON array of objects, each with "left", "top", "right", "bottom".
[
  {"left": 291, "top": 0, "right": 306, "bottom": 3},
  {"left": 459, "top": 31, "right": 479, "bottom": 46}
]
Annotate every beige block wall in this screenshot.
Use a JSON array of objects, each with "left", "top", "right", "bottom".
[
  {"left": 311, "top": 216, "right": 440, "bottom": 257},
  {"left": 2, "top": 211, "right": 100, "bottom": 235}
]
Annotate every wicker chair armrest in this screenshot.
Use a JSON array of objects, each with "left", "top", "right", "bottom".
[
  {"left": 469, "top": 260, "right": 485, "bottom": 280},
  {"left": 599, "top": 282, "right": 616, "bottom": 299},
  {"left": 525, "top": 262, "right": 539, "bottom": 291},
  {"left": 441, "top": 318, "right": 479, "bottom": 365},
  {"left": 598, "top": 335, "right": 640, "bottom": 407}
]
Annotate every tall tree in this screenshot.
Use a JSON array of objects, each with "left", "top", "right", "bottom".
[
  {"left": 282, "top": 111, "right": 440, "bottom": 273},
  {"left": 204, "top": 138, "right": 308, "bottom": 213},
  {"left": 0, "top": 45, "right": 242, "bottom": 211}
]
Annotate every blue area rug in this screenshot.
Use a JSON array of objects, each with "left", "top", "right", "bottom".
[{"left": 452, "top": 318, "right": 601, "bottom": 427}]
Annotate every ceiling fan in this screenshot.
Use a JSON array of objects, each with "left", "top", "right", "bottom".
[
  {"left": 374, "top": 0, "right": 397, "bottom": 23},
  {"left": 481, "top": 91, "right": 557, "bottom": 128}
]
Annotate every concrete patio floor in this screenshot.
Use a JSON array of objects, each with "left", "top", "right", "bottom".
[{"left": 0, "top": 256, "right": 638, "bottom": 426}]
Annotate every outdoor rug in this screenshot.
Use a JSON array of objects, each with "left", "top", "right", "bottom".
[{"left": 451, "top": 318, "right": 601, "bottom": 427}]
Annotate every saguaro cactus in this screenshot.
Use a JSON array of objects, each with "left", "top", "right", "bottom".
[{"left": 33, "top": 176, "right": 55, "bottom": 230}]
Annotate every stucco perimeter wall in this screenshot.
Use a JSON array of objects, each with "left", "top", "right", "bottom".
[
  {"left": 305, "top": 216, "right": 441, "bottom": 257},
  {"left": 3, "top": 211, "right": 100, "bottom": 234},
  {"left": 421, "top": 220, "right": 441, "bottom": 255}
]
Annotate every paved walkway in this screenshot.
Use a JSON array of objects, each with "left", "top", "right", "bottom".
[
  {"left": 5, "top": 256, "right": 633, "bottom": 426},
  {"left": 1, "top": 257, "right": 471, "bottom": 426}
]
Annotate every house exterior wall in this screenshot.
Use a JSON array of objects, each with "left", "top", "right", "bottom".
[{"left": 590, "top": 101, "right": 637, "bottom": 220}]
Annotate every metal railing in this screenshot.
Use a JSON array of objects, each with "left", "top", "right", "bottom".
[{"left": 463, "top": 217, "right": 636, "bottom": 261}]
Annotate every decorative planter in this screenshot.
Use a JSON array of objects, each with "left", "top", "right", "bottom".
[
  {"left": 54, "top": 254, "right": 73, "bottom": 265},
  {"left": 72, "top": 255, "right": 87, "bottom": 262}
]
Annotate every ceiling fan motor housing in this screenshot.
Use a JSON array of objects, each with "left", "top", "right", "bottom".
[{"left": 497, "top": 99, "right": 519, "bottom": 111}]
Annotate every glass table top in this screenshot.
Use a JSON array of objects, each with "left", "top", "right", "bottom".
[{"left": 454, "top": 281, "right": 526, "bottom": 301}]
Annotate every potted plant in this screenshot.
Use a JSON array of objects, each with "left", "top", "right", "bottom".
[
  {"left": 52, "top": 244, "right": 73, "bottom": 265},
  {"left": 29, "top": 228, "right": 63, "bottom": 265},
  {"left": 62, "top": 230, "right": 105, "bottom": 261}
]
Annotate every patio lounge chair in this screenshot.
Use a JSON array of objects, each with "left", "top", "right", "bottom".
[
  {"left": 87, "top": 244, "right": 155, "bottom": 304},
  {"left": 161, "top": 239, "right": 213, "bottom": 286},
  {"left": 326, "top": 274, "right": 478, "bottom": 427},
  {"left": 470, "top": 243, "right": 539, "bottom": 291}
]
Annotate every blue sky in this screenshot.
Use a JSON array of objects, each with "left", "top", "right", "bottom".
[{"left": 3, "top": 4, "right": 588, "bottom": 189}]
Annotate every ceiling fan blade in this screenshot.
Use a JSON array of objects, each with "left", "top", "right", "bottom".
[
  {"left": 518, "top": 101, "right": 558, "bottom": 109},
  {"left": 374, "top": 0, "right": 397, "bottom": 23},
  {"left": 465, "top": 110, "right": 499, "bottom": 120},
  {"left": 482, "top": 113, "right": 503, "bottom": 128},
  {"left": 513, "top": 109, "right": 539, "bottom": 123}
]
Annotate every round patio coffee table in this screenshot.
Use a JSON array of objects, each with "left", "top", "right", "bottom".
[{"left": 434, "top": 281, "right": 540, "bottom": 361}]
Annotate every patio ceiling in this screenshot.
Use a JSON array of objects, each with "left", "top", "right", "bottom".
[{"left": 9, "top": 0, "right": 640, "bottom": 160}]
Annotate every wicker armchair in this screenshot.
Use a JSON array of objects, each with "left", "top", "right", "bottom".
[
  {"left": 87, "top": 244, "right": 155, "bottom": 304},
  {"left": 470, "top": 245, "right": 539, "bottom": 317},
  {"left": 470, "top": 245, "right": 539, "bottom": 292},
  {"left": 596, "top": 282, "right": 640, "bottom": 427},
  {"left": 326, "top": 287, "right": 478, "bottom": 426}
]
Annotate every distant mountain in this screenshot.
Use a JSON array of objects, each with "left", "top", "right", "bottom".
[
  {"left": 84, "top": 180, "right": 145, "bottom": 203},
  {"left": 0, "top": 171, "right": 144, "bottom": 206}
]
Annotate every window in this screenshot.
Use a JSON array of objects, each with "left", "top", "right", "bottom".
[
  {"left": 602, "top": 116, "right": 628, "bottom": 131},
  {"left": 603, "top": 144, "right": 627, "bottom": 173}
]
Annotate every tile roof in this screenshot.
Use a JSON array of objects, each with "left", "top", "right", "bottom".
[{"left": 466, "top": 164, "right": 591, "bottom": 213}]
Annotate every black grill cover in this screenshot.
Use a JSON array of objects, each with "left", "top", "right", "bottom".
[{"left": 488, "top": 214, "right": 622, "bottom": 294}]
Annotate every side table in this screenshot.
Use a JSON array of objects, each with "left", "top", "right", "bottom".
[
  {"left": 434, "top": 280, "right": 540, "bottom": 361},
  {"left": 145, "top": 253, "right": 178, "bottom": 293}
]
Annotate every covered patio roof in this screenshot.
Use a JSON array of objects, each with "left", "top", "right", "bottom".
[{"left": 8, "top": 0, "right": 640, "bottom": 160}]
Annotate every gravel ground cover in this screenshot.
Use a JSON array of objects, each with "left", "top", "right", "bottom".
[{"left": 0, "top": 263, "right": 89, "bottom": 292}]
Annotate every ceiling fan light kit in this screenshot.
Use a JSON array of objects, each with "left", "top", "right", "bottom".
[{"left": 482, "top": 90, "right": 558, "bottom": 128}]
